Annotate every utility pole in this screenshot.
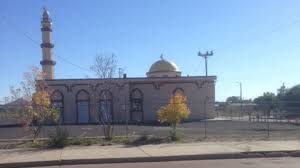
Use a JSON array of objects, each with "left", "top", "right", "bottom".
[
  {"left": 204, "top": 98, "right": 207, "bottom": 139},
  {"left": 198, "top": 50, "right": 213, "bottom": 76},
  {"left": 118, "top": 68, "right": 124, "bottom": 78},
  {"left": 125, "top": 96, "right": 128, "bottom": 139},
  {"left": 198, "top": 51, "right": 213, "bottom": 138},
  {"left": 236, "top": 82, "right": 243, "bottom": 120}
]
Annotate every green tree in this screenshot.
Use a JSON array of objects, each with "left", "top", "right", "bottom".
[
  {"left": 226, "top": 96, "right": 240, "bottom": 104},
  {"left": 254, "top": 92, "right": 277, "bottom": 116},
  {"left": 278, "top": 85, "right": 300, "bottom": 118},
  {"left": 277, "top": 83, "right": 287, "bottom": 97}
]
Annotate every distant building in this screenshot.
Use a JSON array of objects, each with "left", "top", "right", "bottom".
[
  {"left": 216, "top": 102, "right": 257, "bottom": 118},
  {"left": 0, "top": 105, "right": 5, "bottom": 112},
  {"left": 226, "top": 103, "right": 257, "bottom": 115},
  {"left": 0, "top": 98, "right": 28, "bottom": 126},
  {"left": 38, "top": 9, "right": 216, "bottom": 124}
]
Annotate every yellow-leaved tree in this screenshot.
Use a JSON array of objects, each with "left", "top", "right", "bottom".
[
  {"left": 8, "top": 67, "right": 59, "bottom": 142},
  {"left": 157, "top": 93, "right": 191, "bottom": 140},
  {"left": 23, "top": 90, "right": 59, "bottom": 142}
]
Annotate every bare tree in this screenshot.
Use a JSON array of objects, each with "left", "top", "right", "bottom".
[
  {"left": 91, "top": 54, "right": 117, "bottom": 79},
  {"left": 91, "top": 53, "right": 118, "bottom": 140}
]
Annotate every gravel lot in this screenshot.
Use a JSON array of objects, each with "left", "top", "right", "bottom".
[{"left": 0, "top": 120, "right": 299, "bottom": 142}]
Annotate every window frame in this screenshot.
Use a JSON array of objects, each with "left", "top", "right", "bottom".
[
  {"left": 130, "top": 88, "right": 144, "bottom": 122},
  {"left": 51, "top": 90, "right": 64, "bottom": 124},
  {"left": 76, "top": 89, "right": 91, "bottom": 124}
]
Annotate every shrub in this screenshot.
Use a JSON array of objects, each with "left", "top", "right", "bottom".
[
  {"left": 169, "top": 128, "right": 183, "bottom": 141},
  {"left": 138, "top": 132, "right": 150, "bottom": 141},
  {"left": 48, "top": 126, "right": 69, "bottom": 148}
]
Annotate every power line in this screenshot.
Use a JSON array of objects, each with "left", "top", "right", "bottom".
[
  {"left": 0, "top": 16, "right": 92, "bottom": 73},
  {"left": 55, "top": 55, "right": 91, "bottom": 72},
  {"left": 227, "top": 18, "right": 300, "bottom": 53}
]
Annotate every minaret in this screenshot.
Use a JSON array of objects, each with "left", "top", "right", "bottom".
[{"left": 40, "top": 7, "right": 55, "bottom": 79}]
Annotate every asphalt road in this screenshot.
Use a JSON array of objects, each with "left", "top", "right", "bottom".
[{"left": 29, "top": 157, "right": 300, "bottom": 168}]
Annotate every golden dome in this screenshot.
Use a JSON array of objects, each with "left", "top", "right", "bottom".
[
  {"left": 149, "top": 59, "right": 179, "bottom": 73},
  {"left": 147, "top": 55, "right": 181, "bottom": 77}
]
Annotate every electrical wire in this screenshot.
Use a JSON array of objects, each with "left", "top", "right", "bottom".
[{"left": 0, "top": 16, "right": 92, "bottom": 73}]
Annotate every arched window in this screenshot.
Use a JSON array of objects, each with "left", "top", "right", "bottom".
[
  {"left": 99, "top": 90, "right": 113, "bottom": 123},
  {"left": 130, "top": 88, "right": 143, "bottom": 122},
  {"left": 173, "top": 88, "right": 184, "bottom": 95},
  {"left": 76, "top": 90, "right": 90, "bottom": 124},
  {"left": 51, "top": 90, "right": 64, "bottom": 123}
]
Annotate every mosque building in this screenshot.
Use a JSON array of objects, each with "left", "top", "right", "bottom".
[{"left": 40, "top": 8, "right": 216, "bottom": 124}]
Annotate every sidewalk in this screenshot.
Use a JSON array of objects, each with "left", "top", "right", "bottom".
[{"left": 0, "top": 140, "right": 300, "bottom": 168}]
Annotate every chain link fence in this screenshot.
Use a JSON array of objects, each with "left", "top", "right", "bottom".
[{"left": 0, "top": 101, "right": 300, "bottom": 142}]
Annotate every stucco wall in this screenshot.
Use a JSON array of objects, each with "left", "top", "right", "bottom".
[{"left": 45, "top": 76, "right": 216, "bottom": 124}]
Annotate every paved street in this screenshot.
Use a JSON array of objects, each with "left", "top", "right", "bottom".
[{"left": 29, "top": 157, "right": 300, "bottom": 168}]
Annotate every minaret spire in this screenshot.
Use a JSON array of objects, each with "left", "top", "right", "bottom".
[{"left": 40, "top": 7, "right": 55, "bottom": 79}]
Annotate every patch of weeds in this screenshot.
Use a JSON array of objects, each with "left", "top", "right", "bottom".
[
  {"left": 67, "top": 137, "right": 128, "bottom": 146},
  {"left": 0, "top": 136, "right": 131, "bottom": 149},
  {"left": 1, "top": 140, "right": 50, "bottom": 149},
  {"left": 0, "top": 141, "right": 27, "bottom": 149},
  {"left": 69, "top": 136, "right": 128, "bottom": 146},
  {"left": 127, "top": 134, "right": 165, "bottom": 146},
  {"left": 169, "top": 128, "right": 183, "bottom": 142},
  {"left": 110, "top": 136, "right": 129, "bottom": 144},
  {"left": 67, "top": 138, "right": 102, "bottom": 146},
  {"left": 138, "top": 133, "right": 149, "bottom": 142},
  {"left": 31, "top": 141, "right": 47, "bottom": 148},
  {"left": 47, "top": 126, "right": 69, "bottom": 148}
]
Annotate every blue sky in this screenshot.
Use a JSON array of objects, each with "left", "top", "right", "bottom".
[{"left": 1, "top": 0, "right": 300, "bottom": 102}]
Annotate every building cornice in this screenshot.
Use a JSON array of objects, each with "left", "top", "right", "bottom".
[{"left": 43, "top": 76, "right": 217, "bottom": 82}]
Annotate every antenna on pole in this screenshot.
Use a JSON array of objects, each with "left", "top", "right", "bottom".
[
  {"left": 118, "top": 68, "right": 124, "bottom": 78},
  {"left": 198, "top": 50, "right": 213, "bottom": 76}
]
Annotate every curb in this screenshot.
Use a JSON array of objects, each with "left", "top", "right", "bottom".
[{"left": 0, "top": 150, "right": 299, "bottom": 168}]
